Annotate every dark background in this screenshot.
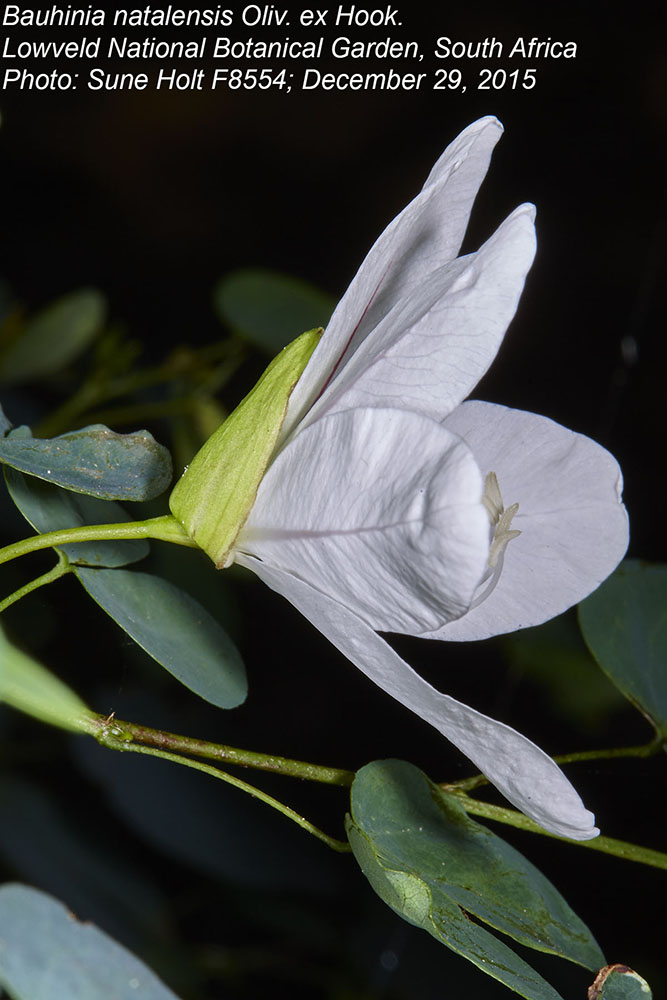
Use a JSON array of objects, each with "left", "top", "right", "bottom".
[{"left": 0, "top": 2, "right": 665, "bottom": 998}]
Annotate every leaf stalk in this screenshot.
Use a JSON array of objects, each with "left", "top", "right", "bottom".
[
  {"left": 91, "top": 714, "right": 355, "bottom": 787},
  {"left": 448, "top": 792, "right": 667, "bottom": 870},
  {"left": 0, "top": 514, "right": 197, "bottom": 567},
  {"left": 94, "top": 718, "right": 351, "bottom": 853},
  {"left": 0, "top": 551, "right": 73, "bottom": 613}
]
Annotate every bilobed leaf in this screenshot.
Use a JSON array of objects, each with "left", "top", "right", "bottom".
[
  {"left": 0, "top": 625, "right": 96, "bottom": 734},
  {"left": 347, "top": 760, "right": 604, "bottom": 999},
  {"left": 0, "top": 288, "right": 106, "bottom": 384},
  {"left": 589, "top": 964, "right": 652, "bottom": 999},
  {"left": 214, "top": 267, "right": 335, "bottom": 353},
  {"left": 75, "top": 566, "right": 247, "bottom": 709},
  {"left": 0, "top": 424, "right": 172, "bottom": 501},
  {"left": 5, "top": 466, "right": 149, "bottom": 567},
  {"left": 0, "top": 884, "right": 181, "bottom": 999},
  {"left": 349, "top": 824, "right": 562, "bottom": 1000},
  {"left": 578, "top": 560, "right": 667, "bottom": 737}
]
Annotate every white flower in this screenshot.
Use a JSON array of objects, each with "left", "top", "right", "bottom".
[{"left": 230, "top": 117, "right": 628, "bottom": 839}]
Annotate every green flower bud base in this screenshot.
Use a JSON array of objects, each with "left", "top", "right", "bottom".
[{"left": 169, "top": 328, "right": 322, "bottom": 567}]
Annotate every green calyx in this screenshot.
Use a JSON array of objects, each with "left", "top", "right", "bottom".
[{"left": 169, "top": 328, "right": 322, "bottom": 568}]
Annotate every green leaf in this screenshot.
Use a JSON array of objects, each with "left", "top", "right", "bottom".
[
  {"left": 0, "top": 288, "right": 106, "bottom": 384},
  {"left": 5, "top": 466, "right": 149, "bottom": 567},
  {"left": 0, "top": 625, "right": 96, "bottom": 734},
  {"left": 75, "top": 566, "right": 247, "bottom": 709},
  {"left": 349, "top": 822, "right": 564, "bottom": 1000},
  {"left": 590, "top": 965, "right": 653, "bottom": 999},
  {"left": 214, "top": 267, "right": 336, "bottom": 353},
  {"left": 0, "top": 883, "right": 181, "bottom": 999},
  {"left": 578, "top": 560, "right": 667, "bottom": 737},
  {"left": 0, "top": 424, "right": 172, "bottom": 501},
  {"left": 347, "top": 760, "right": 604, "bottom": 999}
]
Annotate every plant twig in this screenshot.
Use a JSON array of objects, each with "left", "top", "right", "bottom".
[
  {"left": 93, "top": 715, "right": 356, "bottom": 787},
  {"left": 0, "top": 551, "right": 72, "bottom": 613},
  {"left": 448, "top": 792, "right": 667, "bottom": 870},
  {"left": 95, "top": 720, "right": 351, "bottom": 853},
  {"left": 0, "top": 514, "right": 197, "bottom": 566},
  {"left": 450, "top": 737, "right": 664, "bottom": 793}
]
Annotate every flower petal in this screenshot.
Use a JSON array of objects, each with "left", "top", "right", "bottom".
[
  {"left": 425, "top": 401, "right": 630, "bottom": 641},
  {"left": 237, "top": 554, "right": 599, "bottom": 841},
  {"left": 300, "top": 205, "right": 536, "bottom": 429},
  {"left": 281, "top": 116, "right": 507, "bottom": 440},
  {"left": 238, "top": 407, "right": 489, "bottom": 633}
]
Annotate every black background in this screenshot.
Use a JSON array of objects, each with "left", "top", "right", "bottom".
[{"left": 0, "top": 2, "right": 665, "bottom": 998}]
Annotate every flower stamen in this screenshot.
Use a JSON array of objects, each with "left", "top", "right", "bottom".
[
  {"left": 468, "top": 473, "right": 521, "bottom": 611},
  {"left": 483, "top": 471, "right": 521, "bottom": 568}
]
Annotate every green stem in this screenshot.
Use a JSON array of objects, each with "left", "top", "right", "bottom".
[
  {"left": 552, "top": 737, "right": 664, "bottom": 764},
  {"left": 451, "top": 737, "right": 664, "bottom": 793},
  {"left": 451, "top": 792, "right": 667, "bottom": 870},
  {"left": 94, "top": 715, "right": 355, "bottom": 786},
  {"left": 95, "top": 722, "right": 351, "bottom": 853},
  {"left": 0, "top": 514, "right": 197, "bottom": 567},
  {"left": 0, "top": 551, "right": 72, "bottom": 613}
]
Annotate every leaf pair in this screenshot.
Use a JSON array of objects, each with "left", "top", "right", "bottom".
[
  {"left": 346, "top": 560, "right": 667, "bottom": 1000},
  {"left": 348, "top": 759, "right": 651, "bottom": 1000},
  {"left": 3, "top": 466, "right": 246, "bottom": 711}
]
